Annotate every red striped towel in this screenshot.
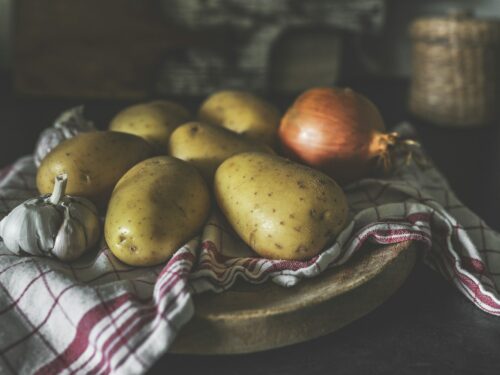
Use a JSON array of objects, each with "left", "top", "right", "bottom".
[{"left": 0, "top": 124, "right": 499, "bottom": 374}]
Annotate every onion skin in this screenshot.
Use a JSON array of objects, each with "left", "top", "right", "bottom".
[{"left": 279, "top": 87, "right": 389, "bottom": 184}]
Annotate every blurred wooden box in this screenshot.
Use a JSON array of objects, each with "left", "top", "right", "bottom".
[
  {"left": 14, "top": 0, "right": 198, "bottom": 99},
  {"left": 14, "top": 0, "right": 385, "bottom": 98}
]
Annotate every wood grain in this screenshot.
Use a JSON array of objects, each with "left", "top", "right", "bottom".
[{"left": 171, "top": 241, "right": 416, "bottom": 354}]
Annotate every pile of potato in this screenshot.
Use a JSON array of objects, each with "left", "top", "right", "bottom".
[{"left": 36, "top": 91, "right": 348, "bottom": 266}]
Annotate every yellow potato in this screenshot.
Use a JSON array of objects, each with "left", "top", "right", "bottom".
[
  {"left": 36, "top": 131, "right": 154, "bottom": 208},
  {"left": 168, "top": 121, "right": 273, "bottom": 182},
  {"left": 214, "top": 152, "right": 348, "bottom": 260},
  {"left": 198, "top": 90, "right": 280, "bottom": 145},
  {"left": 109, "top": 100, "right": 191, "bottom": 150},
  {"left": 105, "top": 156, "right": 210, "bottom": 266}
]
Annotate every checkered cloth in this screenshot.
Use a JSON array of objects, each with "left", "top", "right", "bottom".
[{"left": 0, "top": 124, "right": 499, "bottom": 374}]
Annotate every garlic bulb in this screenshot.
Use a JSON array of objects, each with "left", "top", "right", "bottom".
[
  {"left": 0, "top": 174, "right": 101, "bottom": 262},
  {"left": 34, "top": 106, "right": 95, "bottom": 167}
]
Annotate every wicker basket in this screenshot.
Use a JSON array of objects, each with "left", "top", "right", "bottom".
[{"left": 409, "top": 10, "right": 500, "bottom": 127}]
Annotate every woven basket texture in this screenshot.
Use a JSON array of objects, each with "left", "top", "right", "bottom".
[{"left": 409, "top": 12, "right": 500, "bottom": 126}]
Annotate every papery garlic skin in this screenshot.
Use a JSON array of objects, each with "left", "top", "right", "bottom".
[
  {"left": 0, "top": 175, "right": 101, "bottom": 262},
  {"left": 34, "top": 106, "right": 95, "bottom": 167}
]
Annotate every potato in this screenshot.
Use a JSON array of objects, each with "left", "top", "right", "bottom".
[
  {"left": 105, "top": 156, "right": 210, "bottom": 266},
  {"left": 109, "top": 100, "right": 191, "bottom": 150},
  {"left": 168, "top": 121, "right": 273, "bottom": 182},
  {"left": 198, "top": 90, "right": 280, "bottom": 146},
  {"left": 36, "top": 131, "right": 154, "bottom": 208},
  {"left": 214, "top": 152, "right": 348, "bottom": 260}
]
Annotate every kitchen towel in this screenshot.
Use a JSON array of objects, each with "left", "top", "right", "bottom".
[{"left": 0, "top": 123, "right": 499, "bottom": 374}]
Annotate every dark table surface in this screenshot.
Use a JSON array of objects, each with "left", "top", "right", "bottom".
[{"left": 1, "top": 75, "right": 499, "bottom": 375}]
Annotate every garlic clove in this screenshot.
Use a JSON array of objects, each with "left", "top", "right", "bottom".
[
  {"left": 32, "top": 203, "right": 61, "bottom": 252},
  {"left": 34, "top": 129, "right": 64, "bottom": 167},
  {"left": 54, "top": 106, "right": 94, "bottom": 134},
  {"left": 66, "top": 200, "right": 100, "bottom": 249},
  {"left": 52, "top": 208, "right": 87, "bottom": 261},
  {"left": 69, "top": 196, "right": 99, "bottom": 215},
  {"left": 0, "top": 204, "right": 27, "bottom": 254},
  {"left": 17, "top": 204, "right": 44, "bottom": 255},
  {"left": 34, "top": 106, "right": 95, "bottom": 167}
]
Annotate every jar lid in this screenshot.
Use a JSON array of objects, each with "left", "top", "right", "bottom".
[{"left": 410, "top": 10, "right": 500, "bottom": 44}]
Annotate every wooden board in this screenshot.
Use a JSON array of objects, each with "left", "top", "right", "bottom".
[{"left": 171, "top": 241, "right": 417, "bottom": 354}]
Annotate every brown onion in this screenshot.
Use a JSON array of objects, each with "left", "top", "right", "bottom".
[{"left": 279, "top": 87, "right": 400, "bottom": 184}]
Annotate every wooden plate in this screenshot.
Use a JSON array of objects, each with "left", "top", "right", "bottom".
[{"left": 171, "top": 241, "right": 417, "bottom": 354}]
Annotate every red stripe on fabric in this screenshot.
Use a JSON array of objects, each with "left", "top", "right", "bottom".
[
  {"left": 34, "top": 293, "right": 136, "bottom": 375},
  {"left": 100, "top": 284, "right": 188, "bottom": 375},
  {"left": 96, "top": 289, "right": 147, "bottom": 368},
  {"left": 68, "top": 277, "right": 178, "bottom": 375},
  {"left": 67, "top": 295, "right": 145, "bottom": 375},
  {"left": 354, "top": 228, "right": 429, "bottom": 256},
  {"left": 102, "top": 311, "right": 157, "bottom": 375},
  {"left": 198, "top": 226, "right": 431, "bottom": 286},
  {"left": 40, "top": 267, "right": 186, "bottom": 375},
  {"left": 461, "top": 256, "right": 486, "bottom": 275},
  {"left": 87, "top": 273, "right": 187, "bottom": 375},
  {"left": 200, "top": 240, "right": 217, "bottom": 253},
  {"left": 153, "top": 271, "right": 187, "bottom": 305},
  {"left": 89, "top": 309, "right": 156, "bottom": 374},
  {"left": 111, "top": 284, "right": 191, "bottom": 374},
  {"left": 458, "top": 272, "right": 500, "bottom": 312},
  {"left": 204, "top": 241, "right": 320, "bottom": 272},
  {"left": 247, "top": 258, "right": 261, "bottom": 273},
  {"left": 433, "top": 228, "right": 500, "bottom": 313},
  {"left": 157, "top": 251, "right": 195, "bottom": 279},
  {"left": 155, "top": 271, "right": 185, "bottom": 298}
]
